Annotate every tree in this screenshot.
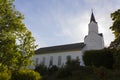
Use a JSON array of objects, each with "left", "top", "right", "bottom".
[
  {"left": 109, "top": 9, "right": 120, "bottom": 50},
  {"left": 0, "top": 0, "right": 36, "bottom": 70},
  {"left": 109, "top": 9, "right": 120, "bottom": 69}
]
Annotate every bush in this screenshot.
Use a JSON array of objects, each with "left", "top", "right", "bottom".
[
  {"left": 56, "top": 58, "right": 81, "bottom": 79},
  {"left": 113, "top": 49, "right": 120, "bottom": 69},
  {"left": 83, "top": 48, "right": 114, "bottom": 69},
  {"left": 12, "top": 69, "right": 41, "bottom": 80},
  {"left": 57, "top": 68, "right": 72, "bottom": 78},
  {"left": 0, "top": 64, "right": 11, "bottom": 80},
  {"left": 65, "top": 57, "right": 80, "bottom": 71},
  {"left": 0, "top": 71, "right": 11, "bottom": 80},
  {"left": 48, "top": 65, "right": 58, "bottom": 75},
  {"left": 35, "top": 64, "right": 48, "bottom": 76}
]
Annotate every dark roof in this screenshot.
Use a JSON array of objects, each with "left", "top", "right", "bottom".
[
  {"left": 90, "top": 12, "right": 97, "bottom": 23},
  {"left": 35, "top": 43, "right": 85, "bottom": 54}
]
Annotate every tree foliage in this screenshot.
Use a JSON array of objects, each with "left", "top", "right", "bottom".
[
  {"left": 0, "top": 71, "right": 11, "bottom": 80},
  {"left": 0, "top": 0, "right": 36, "bottom": 70},
  {"left": 0, "top": 63, "right": 11, "bottom": 80},
  {"left": 35, "top": 64, "right": 48, "bottom": 76},
  {"left": 109, "top": 9, "right": 120, "bottom": 50},
  {"left": 11, "top": 69, "right": 41, "bottom": 80},
  {"left": 109, "top": 9, "right": 120, "bottom": 69},
  {"left": 110, "top": 9, "right": 120, "bottom": 38}
]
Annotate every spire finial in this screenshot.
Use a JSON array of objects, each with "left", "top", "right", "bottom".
[{"left": 90, "top": 9, "right": 97, "bottom": 23}]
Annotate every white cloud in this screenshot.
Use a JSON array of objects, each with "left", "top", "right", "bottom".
[
  {"left": 54, "top": 11, "right": 89, "bottom": 43},
  {"left": 53, "top": 8, "right": 114, "bottom": 46},
  {"left": 15, "top": 0, "right": 120, "bottom": 47},
  {"left": 32, "top": 33, "right": 48, "bottom": 48}
]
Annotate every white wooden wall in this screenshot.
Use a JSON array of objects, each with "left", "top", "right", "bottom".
[{"left": 29, "top": 50, "right": 84, "bottom": 69}]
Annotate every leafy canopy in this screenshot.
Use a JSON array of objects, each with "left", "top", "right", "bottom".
[
  {"left": 109, "top": 9, "right": 120, "bottom": 50},
  {"left": 110, "top": 9, "right": 120, "bottom": 38},
  {"left": 108, "top": 9, "right": 120, "bottom": 70},
  {"left": 0, "top": 0, "right": 36, "bottom": 70}
]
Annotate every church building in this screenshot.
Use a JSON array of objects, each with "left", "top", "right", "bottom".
[{"left": 30, "top": 12, "right": 104, "bottom": 69}]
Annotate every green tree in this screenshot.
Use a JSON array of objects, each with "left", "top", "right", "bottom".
[
  {"left": 109, "top": 9, "right": 120, "bottom": 49},
  {"left": 0, "top": 0, "right": 36, "bottom": 70},
  {"left": 109, "top": 9, "right": 120, "bottom": 69}
]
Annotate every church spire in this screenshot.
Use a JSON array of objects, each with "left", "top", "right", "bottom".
[{"left": 90, "top": 11, "right": 97, "bottom": 23}]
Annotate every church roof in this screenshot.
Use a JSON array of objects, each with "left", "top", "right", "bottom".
[
  {"left": 35, "top": 43, "right": 85, "bottom": 54},
  {"left": 90, "top": 12, "right": 97, "bottom": 23}
]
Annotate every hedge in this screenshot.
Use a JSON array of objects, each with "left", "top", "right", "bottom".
[
  {"left": 83, "top": 48, "right": 114, "bottom": 69},
  {"left": 12, "top": 69, "right": 41, "bottom": 80}
]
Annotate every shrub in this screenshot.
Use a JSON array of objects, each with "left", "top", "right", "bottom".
[
  {"left": 65, "top": 57, "right": 80, "bottom": 70},
  {"left": 35, "top": 64, "right": 48, "bottom": 76},
  {"left": 0, "top": 64, "right": 11, "bottom": 80},
  {"left": 48, "top": 65, "right": 58, "bottom": 75},
  {"left": 83, "top": 48, "right": 114, "bottom": 69},
  {"left": 113, "top": 49, "right": 120, "bottom": 69},
  {"left": 0, "top": 71, "right": 11, "bottom": 80},
  {"left": 0, "top": 64, "right": 8, "bottom": 72},
  {"left": 12, "top": 69, "right": 41, "bottom": 80},
  {"left": 57, "top": 68, "right": 72, "bottom": 78},
  {"left": 56, "top": 58, "right": 81, "bottom": 79}
]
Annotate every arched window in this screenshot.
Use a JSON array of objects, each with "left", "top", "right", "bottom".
[
  {"left": 66, "top": 55, "right": 71, "bottom": 61},
  {"left": 58, "top": 56, "right": 62, "bottom": 65},
  {"left": 49, "top": 56, "right": 53, "bottom": 66},
  {"left": 42, "top": 57, "right": 45, "bottom": 65},
  {"left": 36, "top": 58, "right": 39, "bottom": 65},
  {"left": 76, "top": 56, "right": 80, "bottom": 61}
]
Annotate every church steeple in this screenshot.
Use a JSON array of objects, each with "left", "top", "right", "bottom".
[
  {"left": 90, "top": 12, "right": 97, "bottom": 23},
  {"left": 88, "top": 11, "right": 98, "bottom": 34},
  {"left": 84, "top": 12, "right": 104, "bottom": 50}
]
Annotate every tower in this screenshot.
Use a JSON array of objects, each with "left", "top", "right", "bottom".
[{"left": 84, "top": 12, "right": 104, "bottom": 50}]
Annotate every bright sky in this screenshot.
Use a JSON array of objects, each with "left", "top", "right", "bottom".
[{"left": 14, "top": 0, "right": 120, "bottom": 48}]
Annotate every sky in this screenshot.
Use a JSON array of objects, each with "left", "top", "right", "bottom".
[{"left": 14, "top": 0, "right": 120, "bottom": 48}]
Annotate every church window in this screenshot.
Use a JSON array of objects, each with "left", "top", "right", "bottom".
[
  {"left": 58, "top": 56, "right": 62, "bottom": 65},
  {"left": 42, "top": 57, "right": 45, "bottom": 65},
  {"left": 66, "top": 55, "right": 71, "bottom": 61},
  {"left": 36, "top": 58, "right": 39, "bottom": 65},
  {"left": 49, "top": 56, "right": 53, "bottom": 66},
  {"left": 76, "top": 56, "right": 80, "bottom": 61}
]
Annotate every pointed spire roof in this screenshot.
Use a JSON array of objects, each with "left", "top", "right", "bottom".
[{"left": 90, "top": 11, "right": 97, "bottom": 23}]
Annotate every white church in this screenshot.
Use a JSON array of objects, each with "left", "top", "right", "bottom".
[{"left": 31, "top": 12, "right": 104, "bottom": 68}]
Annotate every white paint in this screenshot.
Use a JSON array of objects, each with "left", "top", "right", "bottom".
[
  {"left": 84, "top": 21, "right": 104, "bottom": 50},
  {"left": 30, "top": 50, "right": 84, "bottom": 69},
  {"left": 88, "top": 21, "right": 98, "bottom": 34},
  {"left": 29, "top": 13, "right": 105, "bottom": 69}
]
